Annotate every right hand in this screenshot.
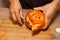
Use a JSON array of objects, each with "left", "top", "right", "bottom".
[
  {"left": 33, "top": 0, "right": 59, "bottom": 30},
  {"left": 9, "top": 0, "right": 24, "bottom": 25}
]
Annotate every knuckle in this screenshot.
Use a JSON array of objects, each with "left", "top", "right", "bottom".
[
  {"left": 9, "top": 9, "right": 14, "bottom": 13},
  {"left": 17, "top": 17, "right": 20, "bottom": 20},
  {"left": 10, "top": 10, "right": 13, "bottom": 12},
  {"left": 11, "top": 16, "right": 16, "bottom": 21},
  {"left": 10, "top": 10, "right": 13, "bottom": 13}
]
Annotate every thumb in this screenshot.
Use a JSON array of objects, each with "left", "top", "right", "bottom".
[{"left": 33, "top": 7, "right": 43, "bottom": 10}]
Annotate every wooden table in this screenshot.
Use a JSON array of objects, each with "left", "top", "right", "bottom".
[{"left": 0, "top": 8, "right": 60, "bottom": 40}]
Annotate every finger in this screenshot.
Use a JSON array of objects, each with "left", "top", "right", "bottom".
[
  {"left": 33, "top": 7, "right": 46, "bottom": 14},
  {"left": 42, "top": 17, "right": 50, "bottom": 30},
  {"left": 33, "top": 7, "right": 43, "bottom": 10},
  {"left": 42, "top": 21, "right": 48, "bottom": 30},
  {"left": 14, "top": 10, "right": 22, "bottom": 25},
  {"left": 19, "top": 9, "right": 25, "bottom": 20},
  {"left": 42, "top": 22, "right": 50, "bottom": 30},
  {"left": 10, "top": 11, "right": 17, "bottom": 21}
]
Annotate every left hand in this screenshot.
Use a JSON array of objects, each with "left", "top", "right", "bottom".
[{"left": 33, "top": 0, "right": 60, "bottom": 30}]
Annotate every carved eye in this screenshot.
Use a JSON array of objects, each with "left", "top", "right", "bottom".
[
  {"left": 35, "top": 16, "right": 37, "bottom": 18},
  {"left": 32, "top": 14, "right": 34, "bottom": 16},
  {"left": 39, "top": 17, "right": 40, "bottom": 19}
]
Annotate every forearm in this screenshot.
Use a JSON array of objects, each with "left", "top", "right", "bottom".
[
  {"left": 9, "top": 0, "right": 19, "bottom": 3},
  {"left": 46, "top": 0, "right": 60, "bottom": 19}
]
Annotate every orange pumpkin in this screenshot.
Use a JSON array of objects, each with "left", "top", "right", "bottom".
[{"left": 25, "top": 10, "right": 45, "bottom": 32}]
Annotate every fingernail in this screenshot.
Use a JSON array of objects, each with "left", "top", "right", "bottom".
[
  {"left": 18, "top": 22, "right": 23, "bottom": 26},
  {"left": 34, "top": 8, "right": 37, "bottom": 9}
]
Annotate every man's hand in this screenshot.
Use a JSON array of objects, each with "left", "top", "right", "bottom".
[
  {"left": 9, "top": 0, "right": 24, "bottom": 25},
  {"left": 33, "top": 0, "right": 59, "bottom": 30}
]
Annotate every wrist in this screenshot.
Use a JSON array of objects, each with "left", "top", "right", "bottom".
[{"left": 9, "top": 0, "right": 19, "bottom": 3}]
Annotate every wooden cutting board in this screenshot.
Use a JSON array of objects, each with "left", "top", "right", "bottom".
[
  {"left": 0, "top": 18, "right": 51, "bottom": 40},
  {"left": 0, "top": 0, "right": 60, "bottom": 40}
]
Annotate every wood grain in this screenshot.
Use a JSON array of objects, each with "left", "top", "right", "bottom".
[{"left": 0, "top": 19, "right": 51, "bottom": 40}]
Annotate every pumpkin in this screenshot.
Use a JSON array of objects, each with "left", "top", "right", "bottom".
[{"left": 25, "top": 10, "right": 45, "bottom": 32}]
